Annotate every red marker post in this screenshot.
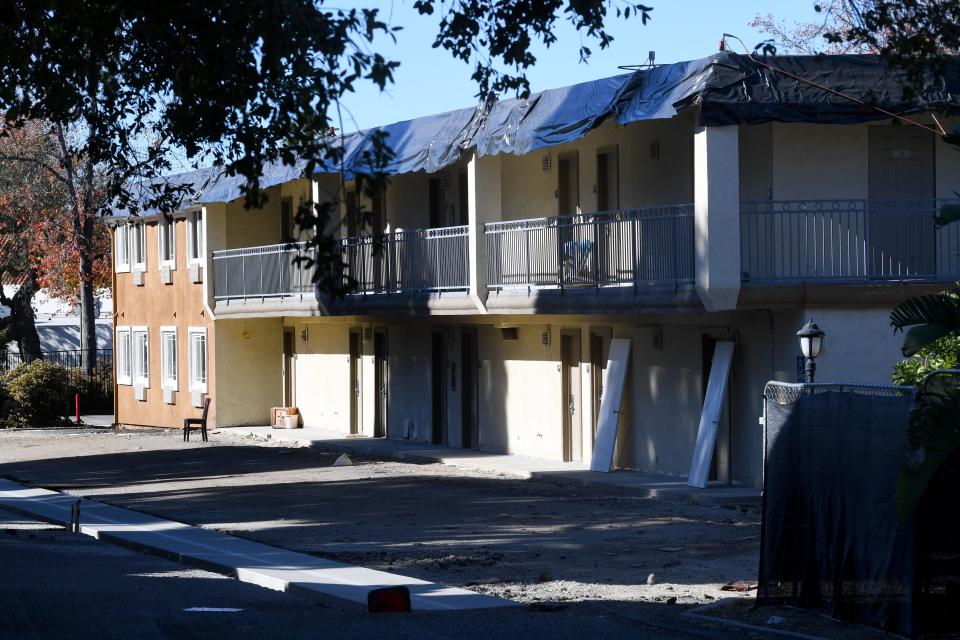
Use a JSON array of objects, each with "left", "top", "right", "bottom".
[{"left": 75, "top": 393, "right": 80, "bottom": 426}]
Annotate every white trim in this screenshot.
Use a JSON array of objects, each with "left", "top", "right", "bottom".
[
  {"left": 131, "top": 221, "right": 147, "bottom": 272},
  {"left": 115, "top": 326, "right": 132, "bottom": 385},
  {"left": 186, "top": 209, "right": 205, "bottom": 267},
  {"left": 114, "top": 224, "right": 131, "bottom": 273},
  {"left": 187, "top": 327, "right": 208, "bottom": 394},
  {"left": 159, "top": 325, "right": 178, "bottom": 392},
  {"left": 158, "top": 215, "right": 177, "bottom": 270},
  {"left": 132, "top": 326, "right": 150, "bottom": 389}
]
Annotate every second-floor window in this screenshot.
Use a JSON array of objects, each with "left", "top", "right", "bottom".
[
  {"left": 132, "top": 327, "right": 149, "bottom": 388},
  {"left": 115, "top": 224, "right": 130, "bottom": 273},
  {"left": 187, "top": 210, "right": 204, "bottom": 265},
  {"left": 160, "top": 327, "right": 178, "bottom": 391},
  {"left": 132, "top": 222, "right": 146, "bottom": 271},
  {"left": 158, "top": 215, "right": 176, "bottom": 268}
]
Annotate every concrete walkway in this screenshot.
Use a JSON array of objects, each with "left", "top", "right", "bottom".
[
  {"left": 226, "top": 427, "right": 760, "bottom": 504},
  {"left": 0, "top": 478, "right": 515, "bottom": 612}
]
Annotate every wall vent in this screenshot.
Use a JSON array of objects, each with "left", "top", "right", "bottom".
[
  {"left": 541, "top": 154, "right": 552, "bottom": 174},
  {"left": 499, "top": 327, "right": 519, "bottom": 341},
  {"left": 362, "top": 326, "right": 373, "bottom": 342},
  {"left": 539, "top": 329, "right": 551, "bottom": 349},
  {"left": 648, "top": 139, "right": 661, "bottom": 161}
]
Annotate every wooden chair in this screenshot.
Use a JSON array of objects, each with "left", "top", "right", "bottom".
[{"left": 183, "top": 398, "right": 211, "bottom": 442}]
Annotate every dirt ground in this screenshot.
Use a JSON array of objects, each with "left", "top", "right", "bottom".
[{"left": 0, "top": 427, "right": 761, "bottom": 609}]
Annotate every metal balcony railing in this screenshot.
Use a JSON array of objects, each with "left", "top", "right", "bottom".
[
  {"left": 212, "top": 241, "right": 317, "bottom": 302},
  {"left": 341, "top": 225, "right": 470, "bottom": 294},
  {"left": 740, "top": 199, "right": 960, "bottom": 283},
  {"left": 484, "top": 205, "right": 695, "bottom": 291}
]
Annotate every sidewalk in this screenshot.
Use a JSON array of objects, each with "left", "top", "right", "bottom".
[
  {"left": 0, "top": 478, "right": 515, "bottom": 612},
  {"left": 226, "top": 426, "right": 760, "bottom": 504}
]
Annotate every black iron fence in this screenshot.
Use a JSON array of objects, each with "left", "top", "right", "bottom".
[{"left": 1, "top": 349, "right": 113, "bottom": 413}]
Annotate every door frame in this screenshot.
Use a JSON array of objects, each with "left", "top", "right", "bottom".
[
  {"left": 560, "top": 329, "right": 583, "bottom": 463},
  {"left": 460, "top": 327, "right": 479, "bottom": 449},
  {"left": 348, "top": 328, "right": 361, "bottom": 435},
  {"left": 373, "top": 329, "right": 388, "bottom": 438},
  {"left": 282, "top": 328, "right": 296, "bottom": 408},
  {"left": 701, "top": 330, "right": 734, "bottom": 483}
]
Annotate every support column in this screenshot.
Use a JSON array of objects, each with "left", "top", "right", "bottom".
[
  {"left": 467, "top": 152, "right": 502, "bottom": 312},
  {"left": 694, "top": 125, "right": 741, "bottom": 312}
]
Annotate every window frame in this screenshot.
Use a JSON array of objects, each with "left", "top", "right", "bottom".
[
  {"left": 159, "top": 325, "right": 178, "bottom": 391},
  {"left": 131, "top": 221, "right": 147, "bottom": 272},
  {"left": 158, "top": 214, "right": 176, "bottom": 270},
  {"left": 186, "top": 210, "right": 205, "bottom": 266},
  {"left": 116, "top": 327, "right": 132, "bottom": 385},
  {"left": 115, "top": 224, "right": 131, "bottom": 273},
  {"left": 188, "top": 327, "right": 208, "bottom": 393},
  {"left": 132, "top": 326, "right": 150, "bottom": 388}
]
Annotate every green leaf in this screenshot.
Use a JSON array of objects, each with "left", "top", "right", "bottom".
[{"left": 902, "top": 324, "right": 952, "bottom": 357}]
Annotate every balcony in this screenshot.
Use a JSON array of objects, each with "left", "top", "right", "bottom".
[
  {"left": 213, "top": 242, "right": 316, "bottom": 303},
  {"left": 342, "top": 225, "right": 469, "bottom": 295},
  {"left": 740, "top": 199, "right": 960, "bottom": 284},
  {"left": 212, "top": 226, "right": 471, "bottom": 312},
  {"left": 485, "top": 205, "right": 695, "bottom": 291}
]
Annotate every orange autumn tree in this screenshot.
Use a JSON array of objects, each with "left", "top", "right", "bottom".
[{"left": 0, "top": 120, "right": 110, "bottom": 367}]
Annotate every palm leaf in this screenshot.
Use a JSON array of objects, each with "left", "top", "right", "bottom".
[
  {"left": 901, "top": 324, "right": 953, "bottom": 357},
  {"left": 890, "top": 289, "right": 960, "bottom": 332}
]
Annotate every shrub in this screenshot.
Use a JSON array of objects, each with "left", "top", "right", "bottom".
[
  {"left": 3, "top": 359, "right": 72, "bottom": 427},
  {"left": 892, "top": 334, "right": 960, "bottom": 387}
]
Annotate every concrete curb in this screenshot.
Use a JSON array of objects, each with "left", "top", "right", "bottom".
[{"left": 0, "top": 478, "right": 517, "bottom": 613}]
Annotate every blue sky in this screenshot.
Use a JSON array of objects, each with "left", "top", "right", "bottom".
[{"left": 335, "top": 0, "right": 820, "bottom": 131}]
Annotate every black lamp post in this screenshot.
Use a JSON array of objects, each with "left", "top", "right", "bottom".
[{"left": 796, "top": 319, "right": 825, "bottom": 383}]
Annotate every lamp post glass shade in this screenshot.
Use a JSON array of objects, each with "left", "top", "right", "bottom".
[{"left": 797, "top": 320, "right": 825, "bottom": 359}]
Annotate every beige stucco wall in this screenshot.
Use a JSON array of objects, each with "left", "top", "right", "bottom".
[
  {"left": 496, "top": 115, "right": 695, "bottom": 221},
  {"left": 213, "top": 317, "right": 283, "bottom": 427},
  {"left": 282, "top": 319, "right": 352, "bottom": 431},
  {"left": 759, "top": 116, "right": 960, "bottom": 202}
]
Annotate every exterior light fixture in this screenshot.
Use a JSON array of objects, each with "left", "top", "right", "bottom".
[{"left": 796, "top": 319, "right": 825, "bottom": 383}]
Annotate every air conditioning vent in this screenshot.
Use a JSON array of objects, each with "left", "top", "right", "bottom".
[
  {"left": 134, "top": 384, "right": 146, "bottom": 402},
  {"left": 188, "top": 262, "right": 202, "bottom": 283},
  {"left": 362, "top": 326, "right": 373, "bottom": 342},
  {"left": 541, "top": 154, "right": 552, "bottom": 174},
  {"left": 540, "top": 329, "right": 551, "bottom": 349},
  {"left": 191, "top": 390, "right": 204, "bottom": 408},
  {"left": 132, "top": 269, "right": 144, "bottom": 287},
  {"left": 160, "top": 264, "right": 173, "bottom": 285},
  {"left": 163, "top": 387, "right": 175, "bottom": 404}
]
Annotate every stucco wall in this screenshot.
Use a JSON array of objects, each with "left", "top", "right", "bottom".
[
  {"left": 114, "top": 217, "right": 216, "bottom": 429},
  {"left": 285, "top": 320, "right": 352, "bottom": 431},
  {"left": 213, "top": 317, "right": 283, "bottom": 427},
  {"left": 497, "top": 115, "right": 695, "bottom": 221}
]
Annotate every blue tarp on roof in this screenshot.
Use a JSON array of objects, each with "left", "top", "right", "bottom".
[{"left": 110, "top": 52, "right": 960, "bottom": 217}]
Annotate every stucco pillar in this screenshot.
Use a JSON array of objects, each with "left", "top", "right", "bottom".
[
  {"left": 467, "top": 151, "right": 502, "bottom": 312},
  {"left": 694, "top": 125, "right": 741, "bottom": 312}
]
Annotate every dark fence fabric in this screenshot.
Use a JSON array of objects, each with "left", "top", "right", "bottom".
[{"left": 759, "top": 383, "right": 916, "bottom": 635}]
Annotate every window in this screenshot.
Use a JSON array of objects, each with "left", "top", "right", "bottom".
[
  {"left": 158, "top": 215, "right": 176, "bottom": 268},
  {"left": 160, "top": 326, "right": 178, "bottom": 391},
  {"left": 116, "top": 327, "right": 131, "bottom": 385},
  {"left": 115, "top": 225, "right": 130, "bottom": 273},
  {"left": 188, "top": 328, "right": 207, "bottom": 393},
  {"left": 132, "top": 327, "right": 149, "bottom": 388},
  {"left": 187, "top": 210, "right": 204, "bottom": 264},
  {"left": 132, "top": 222, "right": 147, "bottom": 270}
]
